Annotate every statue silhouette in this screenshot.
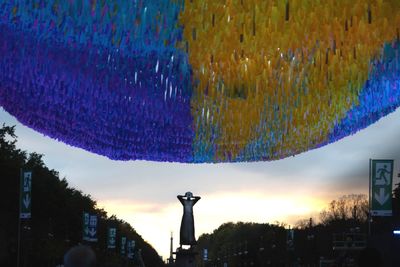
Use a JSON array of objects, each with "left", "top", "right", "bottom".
[{"left": 177, "top": 192, "right": 201, "bottom": 246}]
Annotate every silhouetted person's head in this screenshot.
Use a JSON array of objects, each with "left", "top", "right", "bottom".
[
  {"left": 358, "top": 247, "right": 382, "bottom": 267},
  {"left": 64, "top": 245, "right": 96, "bottom": 267}
]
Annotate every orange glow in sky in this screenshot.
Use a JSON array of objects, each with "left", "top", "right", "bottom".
[
  {"left": 99, "top": 191, "right": 332, "bottom": 258},
  {"left": 2, "top": 107, "right": 400, "bottom": 260}
]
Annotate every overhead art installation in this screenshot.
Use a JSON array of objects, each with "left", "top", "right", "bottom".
[{"left": 0, "top": 0, "right": 400, "bottom": 163}]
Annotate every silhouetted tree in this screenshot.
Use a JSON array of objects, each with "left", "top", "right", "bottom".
[
  {"left": 195, "top": 195, "right": 371, "bottom": 267},
  {"left": 319, "top": 194, "right": 368, "bottom": 225},
  {"left": 0, "top": 124, "right": 165, "bottom": 267}
]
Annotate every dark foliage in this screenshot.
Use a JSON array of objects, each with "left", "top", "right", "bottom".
[
  {"left": 195, "top": 192, "right": 400, "bottom": 266},
  {"left": 0, "top": 124, "right": 165, "bottom": 267}
]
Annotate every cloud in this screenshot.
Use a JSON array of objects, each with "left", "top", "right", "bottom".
[
  {"left": 99, "top": 199, "right": 169, "bottom": 214},
  {"left": 2, "top": 106, "right": 400, "bottom": 259}
]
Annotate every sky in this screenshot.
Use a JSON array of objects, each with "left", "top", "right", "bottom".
[{"left": 1, "top": 107, "right": 400, "bottom": 260}]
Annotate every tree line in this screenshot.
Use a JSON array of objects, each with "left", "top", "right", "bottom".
[
  {"left": 194, "top": 188, "right": 400, "bottom": 266},
  {"left": 0, "top": 125, "right": 165, "bottom": 267}
]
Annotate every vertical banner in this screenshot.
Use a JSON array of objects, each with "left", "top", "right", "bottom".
[
  {"left": 107, "top": 227, "right": 117, "bottom": 249},
  {"left": 127, "top": 240, "right": 132, "bottom": 259},
  {"left": 127, "top": 240, "right": 135, "bottom": 259},
  {"left": 286, "top": 229, "right": 294, "bottom": 251},
  {"left": 20, "top": 171, "right": 32, "bottom": 219},
  {"left": 88, "top": 215, "right": 98, "bottom": 241},
  {"left": 203, "top": 248, "right": 208, "bottom": 261},
  {"left": 121, "top": 237, "right": 127, "bottom": 256},
  {"left": 370, "top": 159, "right": 393, "bottom": 216},
  {"left": 83, "top": 213, "right": 98, "bottom": 241},
  {"left": 83, "top": 212, "right": 90, "bottom": 241}
]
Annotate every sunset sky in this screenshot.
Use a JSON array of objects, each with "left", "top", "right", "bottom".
[{"left": 1, "top": 107, "right": 400, "bottom": 260}]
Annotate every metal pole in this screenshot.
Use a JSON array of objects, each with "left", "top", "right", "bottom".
[
  {"left": 17, "top": 168, "right": 22, "bottom": 267},
  {"left": 368, "top": 159, "right": 372, "bottom": 237}
]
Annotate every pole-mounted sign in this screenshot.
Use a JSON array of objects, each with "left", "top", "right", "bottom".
[
  {"left": 121, "top": 237, "right": 127, "bottom": 256},
  {"left": 18, "top": 170, "right": 32, "bottom": 267},
  {"left": 127, "top": 240, "right": 135, "bottom": 259},
  {"left": 107, "top": 227, "right": 117, "bottom": 249},
  {"left": 370, "top": 159, "right": 393, "bottom": 216},
  {"left": 83, "top": 212, "right": 98, "bottom": 242},
  {"left": 203, "top": 249, "right": 208, "bottom": 261},
  {"left": 286, "top": 228, "right": 295, "bottom": 251},
  {"left": 20, "top": 171, "right": 32, "bottom": 219}
]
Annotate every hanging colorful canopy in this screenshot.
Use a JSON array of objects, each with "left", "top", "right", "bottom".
[{"left": 0, "top": 0, "right": 400, "bottom": 163}]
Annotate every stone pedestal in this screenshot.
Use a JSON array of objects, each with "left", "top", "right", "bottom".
[{"left": 174, "top": 248, "right": 197, "bottom": 267}]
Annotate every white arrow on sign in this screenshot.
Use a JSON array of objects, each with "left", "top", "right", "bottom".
[
  {"left": 23, "top": 194, "right": 31, "bottom": 209},
  {"left": 375, "top": 188, "right": 390, "bottom": 205},
  {"left": 89, "top": 228, "right": 96, "bottom": 237}
]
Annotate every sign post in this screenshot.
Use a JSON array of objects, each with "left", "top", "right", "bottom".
[
  {"left": 370, "top": 159, "right": 393, "bottom": 216},
  {"left": 203, "top": 248, "right": 208, "bottom": 261},
  {"left": 83, "top": 212, "right": 90, "bottom": 241},
  {"left": 121, "top": 237, "right": 127, "bottom": 256},
  {"left": 17, "top": 170, "right": 32, "bottom": 267},
  {"left": 107, "top": 227, "right": 117, "bottom": 249},
  {"left": 83, "top": 213, "right": 98, "bottom": 242},
  {"left": 127, "top": 240, "right": 135, "bottom": 260},
  {"left": 286, "top": 228, "right": 294, "bottom": 251},
  {"left": 20, "top": 171, "right": 32, "bottom": 219}
]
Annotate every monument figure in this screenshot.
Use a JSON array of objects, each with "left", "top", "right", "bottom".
[{"left": 177, "top": 192, "right": 201, "bottom": 246}]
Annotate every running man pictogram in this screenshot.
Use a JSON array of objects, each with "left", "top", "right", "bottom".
[{"left": 375, "top": 164, "right": 390, "bottom": 186}]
